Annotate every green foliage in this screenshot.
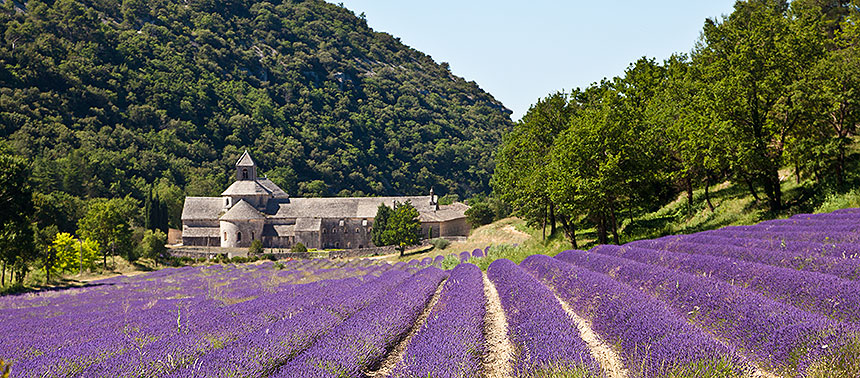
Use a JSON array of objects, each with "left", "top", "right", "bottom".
[
  {"left": 52, "top": 232, "right": 100, "bottom": 273},
  {"left": 0, "top": 151, "right": 35, "bottom": 284},
  {"left": 440, "top": 254, "right": 460, "bottom": 270},
  {"left": 141, "top": 229, "right": 168, "bottom": 263},
  {"left": 464, "top": 202, "right": 494, "bottom": 228},
  {"left": 428, "top": 237, "right": 450, "bottom": 250},
  {"left": 0, "top": 0, "right": 512, "bottom": 224},
  {"left": 372, "top": 201, "right": 421, "bottom": 255},
  {"left": 248, "top": 239, "right": 263, "bottom": 255},
  {"left": 370, "top": 203, "right": 392, "bottom": 247},
  {"left": 437, "top": 194, "right": 459, "bottom": 206},
  {"left": 77, "top": 197, "right": 137, "bottom": 267},
  {"left": 496, "top": 1, "right": 860, "bottom": 247},
  {"left": 291, "top": 242, "right": 308, "bottom": 253}
]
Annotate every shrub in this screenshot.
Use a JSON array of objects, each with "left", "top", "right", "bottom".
[
  {"left": 141, "top": 229, "right": 168, "bottom": 264},
  {"left": 264, "top": 253, "right": 277, "bottom": 261},
  {"left": 291, "top": 242, "right": 308, "bottom": 253},
  {"left": 440, "top": 254, "right": 461, "bottom": 270},
  {"left": 429, "top": 238, "right": 451, "bottom": 250},
  {"left": 465, "top": 202, "right": 494, "bottom": 228},
  {"left": 248, "top": 239, "right": 263, "bottom": 255}
]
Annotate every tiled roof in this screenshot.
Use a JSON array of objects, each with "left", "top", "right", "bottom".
[
  {"left": 181, "top": 227, "right": 220, "bottom": 238},
  {"left": 221, "top": 180, "right": 271, "bottom": 196},
  {"left": 220, "top": 200, "right": 265, "bottom": 221},
  {"left": 270, "top": 196, "right": 437, "bottom": 219},
  {"left": 236, "top": 150, "right": 255, "bottom": 166},
  {"left": 295, "top": 217, "right": 322, "bottom": 231},
  {"left": 419, "top": 202, "right": 469, "bottom": 222},
  {"left": 181, "top": 197, "right": 225, "bottom": 220}
]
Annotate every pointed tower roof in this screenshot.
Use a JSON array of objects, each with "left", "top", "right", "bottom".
[
  {"left": 220, "top": 199, "right": 265, "bottom": 221},
  {"left": 236, "top": 150, "right": 255, "bottom": 167}
]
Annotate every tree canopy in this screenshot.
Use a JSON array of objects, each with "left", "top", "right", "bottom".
[{"left": 0, "top": 0, "right": 513, "bottom": 228}]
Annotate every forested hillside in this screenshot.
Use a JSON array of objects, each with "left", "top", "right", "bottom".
[
  {"left": 494, "top": 0, "right": 860, "bottom": 246},
  {"left": 0, "top": 0, "right": 512, "bottom": 213}
]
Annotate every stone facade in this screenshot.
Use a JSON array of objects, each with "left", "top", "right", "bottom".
[{"left": 181, "top": 151, "right": 470, "bottom": 249}]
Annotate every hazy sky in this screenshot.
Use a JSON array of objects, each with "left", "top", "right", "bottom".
[{"left": 333, "top": 1, "right": 738, "bottom": 121}]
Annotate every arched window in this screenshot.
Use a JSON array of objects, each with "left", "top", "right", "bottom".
[
  {"left": 339, "top": 220, "right": 345, "bottom": 227},
  {"left": 251, "top": 231, "right": 255, "bottom": 240},
  {"left": 322, "top": 229, "right": 327, "bottom": 234},
  {"left": 224, "top": 232, "right": 227, "bottom": 240},
  {"left": 347, "top": 242, "right": 351, "bottom": 248},
  {"left": 355, "top": 228, "right": 360, "bottom": 233},
  {"left": 335, "top": 242, "right": 340, "bottom": 248},
  {"left": 242, "top": 168, "right": 248, "bottom": 179},
  {"left": 237, "top": 232, "right": 242, "bottom": 242}
]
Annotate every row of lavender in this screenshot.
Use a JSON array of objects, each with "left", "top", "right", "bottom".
[{"left": 1, "top": 258, "right": 416, "bottom": 377}]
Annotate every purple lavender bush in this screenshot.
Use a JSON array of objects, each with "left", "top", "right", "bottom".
[
  {"left": 273, "top": 266, "right": 448, "bottom": 378},
  {"left": 522, "top": 254, "right": 744, "bottom": 377},
  {"left": 559, "top": 249, "right": 858, "bottom": 375},
  {"left": 388, "top": 263, "right": 485, "bottom": 378},
  {"left": 487, "top": 259, "right": 599, "bottom": 377},
  {"left": 594, "top": 245, "right": 860, "bottom": 325}
]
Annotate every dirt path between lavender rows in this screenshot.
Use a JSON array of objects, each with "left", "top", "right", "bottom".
[
  {"left": 482, "top": 272, "right": 514, "bottom": 378},
  {"left": 366, "top": 278, "right": 448, "bottom": 377},
  {"left": 553, "top": 294, "right": 629, "bottom": 378}
]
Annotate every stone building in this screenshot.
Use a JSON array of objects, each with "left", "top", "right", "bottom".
[{"left": 181, "top": 151, "right": 470, "bottom": 249}]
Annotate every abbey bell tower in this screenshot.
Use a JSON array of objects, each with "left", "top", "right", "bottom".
[{"left": 236, "top": 150, "right": 257, "bottom": 181}]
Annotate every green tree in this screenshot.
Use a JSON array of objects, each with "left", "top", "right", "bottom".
[
  {"left": 696, "top": 0, "right": 823, "bottom": 211},
  {"left": 370, "top": 203, "right": 393, "bottom": 247},
  {"left": 0, "top": 153, "right": 35, "bottom": 285},
  {"left": 386, "top": 201, "right": 422, "bottom": 256},
  {"left": 141, "top": 229, "right": 168, "bottom": 265},
  {"left": 464, "top": 202, "right": 494, "bottom": 228},
  {"left": 77, "top": 197, "right": 137, "bottom": 269},
  {"left": 492, "top": 92, "right": 575, "bottom": 240},
  {"left": 52, "top": 232, "right": 99, "bottom": 273}
]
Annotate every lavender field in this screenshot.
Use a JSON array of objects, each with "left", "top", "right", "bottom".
[{"left": 3, "top": 211, "right": 860, "bottom": 377}]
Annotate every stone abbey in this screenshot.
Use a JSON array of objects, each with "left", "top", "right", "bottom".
[{"left": 180, "top": 151, "right": 470, "bottom": 249}]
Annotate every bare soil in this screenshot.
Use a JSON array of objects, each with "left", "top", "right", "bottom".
[
  {"left": 554, "top": 294, "right": 629, "bottom": 378},
  {"left": 482, "top": 272, "right": 515, "bottom": 378},
  {"left": 366, "top": 278, "right": 447, "bottom": 377}
]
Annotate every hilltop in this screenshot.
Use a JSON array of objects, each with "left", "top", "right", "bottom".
[{"left": 0, "top": 0, "right": 512, "bottom": 214}]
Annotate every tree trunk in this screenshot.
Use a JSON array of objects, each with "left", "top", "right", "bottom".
[
  {"left": 795, "top": 161, "right": 801, "bottom": 185},
  {"left": 704, "top": 176, "right": 715, "bottom": 212},
  {"left": 549, "top": 203, "right": 556, "bottom": 237},
  {"left": 1, "top": 261, "right": 5, "bottom": 287},
  {"left": 762, "top": 167, "right": 781, "bottom": 212},
  {"left": 559, "top": 214, "right": 577, "bottom": 249},
  {"left": 609, "top": 210, "right": 620, "bottom": 245},
  {"left": 744, "top": 176, "right": 761, "bottom": 202},
  {"left": 541, "top": 204, "right": 547, "bottom": 242},
  {"left": 595, "top": 215, "right": 607, "bottom": 245}
]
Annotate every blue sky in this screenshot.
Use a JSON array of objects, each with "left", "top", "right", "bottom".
[{"left": 333, "top": 1, "right": 738, "bottom": 121}]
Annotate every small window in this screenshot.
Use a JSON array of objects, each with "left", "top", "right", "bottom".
[
  {"left": 242, "top": 168, "right": 249, "bottom": 179},
  {"left": 335, "top": 242, "right": 340, "bottom": 248},
  {"left": 347, "top": 242, "right": 351, "bottom": 248},
  {"left": 237, "top": 232, "right": 242, "bottom": 242},
  {"left": 332, "top": 228, "right": 337, "bottom": 233},
  {"left": 355, "top": 228, "right": 360, "bottom": 233},
  {"left": 251, "top": 231, "right": 255, "bottom": 240},
  {"left": 224, "top": 232, "right": 227, "bottom": 240},
  {"left": 362, "top": 219, "right": 368, "bottom": 226},
  {"left": 339, "top": 220, "right": 345, "bottom": 227},
  {"left": 343, "top": 228, "right": 348, "bottom": 234},
  {"left": 323, "top": 229, "right": 327, "bottom": 234}
]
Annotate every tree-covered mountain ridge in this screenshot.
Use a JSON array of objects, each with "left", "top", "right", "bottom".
[{"left": 0, "top": 0, "right": 513, "bottom": 209}]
